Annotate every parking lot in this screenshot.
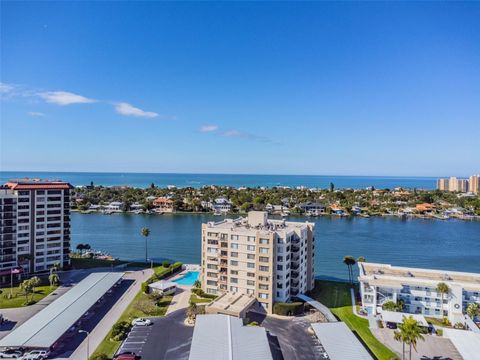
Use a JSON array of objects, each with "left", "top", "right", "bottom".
[{"left": 116, "top": 309, "right": 193, "bottom": 360}]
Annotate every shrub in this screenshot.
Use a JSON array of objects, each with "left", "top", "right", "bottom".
[
  {"left": 111, "top": 321, "right": 132, "bottom": 341},
  {"left": 436, "top": 329, "right": 443, "bottom": 336},
  {"left": 90, "top": 353, "right": 110, "bottom": 360},
  {"left": 273, "top": 302, "right": 304, "bottom": 316},
  {"left": 162, "top": 261, "right": 171, "bottom": 268},
  {"left": 141, "top": 281, "right": 149, "bottom": 294},
  {"left": 191, "top": 288, "right": 216, "bottom": 299}
]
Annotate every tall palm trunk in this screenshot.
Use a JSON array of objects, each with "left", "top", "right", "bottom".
[
  {"left": 145, "top": 236, "right": 148, "bottom": 263},
  {"left": 402, "top": 341, "right": 405, "bottom": 360},
  {"left": 409, "top": 343, "right": 412, "bottom": 360}
]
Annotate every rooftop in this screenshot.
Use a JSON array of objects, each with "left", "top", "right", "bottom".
[
  {"left": 359, "top": 263, "right": 480, "bottom": 290},
  {"left": 311, "top": 322, "right": 373, "bottom": 360},
  {"left": 188, "top": 314, "right": 272, "bottom": 360},
  {"left": 205, "top": 292, "right": 257, "bottom": 317},
  {"left": 0, "top": 272, "right": 123, "bottom": 349},
  {"left": 5, "top": 179, "right": 72, "bottom": 190}
]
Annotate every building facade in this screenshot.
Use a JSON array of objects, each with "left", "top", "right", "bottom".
[
  {"left": 201, "top": 211, "right": 315, "bottom": 313},
  {"left": 358, "top": 262, "right": 480, "bottom": 324},
  {"left": 436, "top": 178, "right": 449, "bottom": 191},
  {"left": 437, "top": 176, "right": 472, "bottom": 193},
  {"left": 469, "top": 175, "right": 479, "bottom": 194},
  {"left": 0, "top": 179, "right": 72, "bottom": 282}
]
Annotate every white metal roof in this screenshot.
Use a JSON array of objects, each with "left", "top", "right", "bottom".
[
  {"left": 311, "top": 322, "right": 373, "bottom": 360},
  {"left": 189, "top": 314, "right": 272, "bottom": 360},
  {"left": 380, "top": 310, "right": 429, "bottom": 327},
  {"left": 0, "top": 272, "right": 123, "bottom": 349},
  {"left": 443, "top": 328, "right": 480, "bottom": 360},
  {"left": 148, "top": 280, "right": 177, "bottom": 290}
]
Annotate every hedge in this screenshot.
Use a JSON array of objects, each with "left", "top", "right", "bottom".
[
  {"left": 191, "top": 288, "right": 217, "bottom": 299},
  {"left": 273, "top": 302, "right": 304, "bottom": 316}
]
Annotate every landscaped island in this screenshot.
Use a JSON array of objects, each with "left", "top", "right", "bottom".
[{"left": 72, "top": 184, "right": 480, "bottom": 220}]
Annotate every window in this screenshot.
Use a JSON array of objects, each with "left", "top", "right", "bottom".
[
  {"left": 231, "top": 277, "right": 238, "bottom": 283},
  {"left": 247, "top": 272, "right": 255, "bottom": 277},
  {"left": 230, "top": 252, "right": 238, "bottom": 257},
  {"left": 247, "top": 236, "right": 255, "bottom": 242},
  {"left": 207, "top": 272, "right": 216, "bottom": 278},
  {"left": 259, "top": 284, "right": 269, "bottom": 290},
  {"left": 247, "top": 262, "right": 255, "bottom": 268},
  {"left": 259, "top": 247, "right": 269, "bottom": 254},
  {"left": 231, "top": 235, "right": 239, "bottom": 240},
  {"left": 259, "top": 293, "right": 269, "bottom": 299},
  {"left": 231, "top": 243, "right": 239, "bottom": 249},
  {"left": 230, "top": 260, "right": 238, "bottom": 266},
  {"left": 230, "top": 286, "right": 238, "bottom": 292},
  {"left": 247, "top": 254, "right": 255, "bottom": 260},
  {"left": 277, "top": 265, "right": 283, "bottom": 271},
  {"left": 277, "top": 256, "right": 283, "bottom": 262},
  {"left": 207, "top": 280, "right": 217, "bottom": 286},
  {"left": 259, "top": 256, "right": 269, "bottom": 263},
  {"left": 247, "top": 289, "right": 255, "bottom": 295},
  {"left": 247, "top": 280, "right": 255, "bottom": 286},
  {"left": 247, "top": 245, "right": 255, "bottom": 251},
  {"left": 259, "top": 238, "right": 269, "bottom": 244},
  {"left": 230, "top": 270, "right": 238, "bottom": 275},
  {"left": 259, "top": 265, "right": 269, "bottom": 272}
]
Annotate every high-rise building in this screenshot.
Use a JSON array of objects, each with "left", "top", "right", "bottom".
[
  {"left": 436, "top": 178, "right": 449, "bottom": 191},
  {"left": 448, "top": 177, "right": 459, "bottom": 192},
  {"left": 457, "top": 179, "right": 469, "bottom": 193},
  {"left": 0, "top": 179, "right": 72, "bottom": 282},
  {"left": 469, "top": 174, "right": 479, "bottom": 194},
  {"left": 201, "top": 211, "right": 315, "bottom": 313}
]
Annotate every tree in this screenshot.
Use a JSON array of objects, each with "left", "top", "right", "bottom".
[
  {"left": 343, "top": 256, "right": 356, "bottom": 285},
  {"left": 467, "top": 303, "right": 479, "bottom": 319},
  {"left": 76, "top": 243, "right": 85, "bottom": 254},
  {"left": 141, "top": 227, "right": 150, "bottom": 263},
  {"left": 49, "top": 273, "right": 60, "bottom": 287},
  {"left": 329, "top": 182, "right": 335, "bottom": 192},
  {"left": 382, "top": 301, "right": 398, "bottom": 312},
  {"left": 29, "top": 276, "right": 41, "bottom": 293},
  {"left": 401, "top": 316, "right": 425, "bottom": 360},
  {"left": 357, "top": 256, "right": 366, "bottom": 263},
  {"left": 193, "top": 280, "right": 201, "bottom": 289},
  {"left": 436, "top": 282, "right": 449, "bottom": 315},
  {"left": 20, "top": 279, "right": 34, "bottom": 304},
  {"left": 394, "top": 328, "right": 408, "bottom": 360},
  {"left": 84, "top": 243, "right": 91, "bottom": 253}
]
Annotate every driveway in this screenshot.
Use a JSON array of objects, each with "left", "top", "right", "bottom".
[
  {"left": 372, "top": 328, "right": 463, "bottom": 360},
  {"left": 116, "top": 309, "right": 193, "bottom": 360},
  {"left": 248, "top": 312, "right": 325, "bottom": 360}
]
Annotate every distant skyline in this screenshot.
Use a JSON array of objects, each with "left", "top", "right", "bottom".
[{"left": 1, "top": 1, "right": 479, "bottom": 176}]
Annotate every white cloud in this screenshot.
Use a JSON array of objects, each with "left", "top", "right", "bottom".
[
  {"left": 114, "top": 102, "right": 158, "bottom": 118},
  {"left": 0, "top": 82, "right": 14, "bottom": 94},
  {"left": 200, "top": 125, "right": 219, "bottom": 133},
  {"left": 27, "top": 111, "right": 45, "bottom": 117},
  {"left": 222, "top": 130, "right": 243, "bottom": 137},
  {"left": 38, "top": 91, "right": 97, "bottom": 105}
]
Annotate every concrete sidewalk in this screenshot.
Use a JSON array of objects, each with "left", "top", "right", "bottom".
[{"left": 166, "top": 285, "right": 192, "bottom": 315}]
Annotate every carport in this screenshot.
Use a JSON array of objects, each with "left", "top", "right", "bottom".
[
  {"left": 380, "top": 310, "right": 429, "bottom": 327},
  {"left": 0, "top": 272, "right": 123, "bottom": 350}
]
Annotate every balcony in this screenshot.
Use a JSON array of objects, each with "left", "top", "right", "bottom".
[
  {"left": 291, "top": 238, "right": 300, "bottom": 245},
  {"left": 291, "top": 271, "right": 299, "bottom": 279},
  {"left": 220, "top": 242, "right": 228, "bottom": 248},
  {"left": 291, "top": 263, "right": 299, "bottom": 270},
  {"left": 291, "top": 280, "right": 299, "bottom": 288},
  {"left": 291, "top": 289, "right": 299, "bottom": 296},
  {"left": 291, "top": 245, "right": 300, "bottom": 252}
]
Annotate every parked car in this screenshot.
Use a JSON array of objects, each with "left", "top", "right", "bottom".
[
  {"left": 0, "top": 349, "right": 23, "bottom": 358},
  {"left": 131, "top": 318, "right": 152, "bottom": 326},
  {"left": 114, "top": 352, "right": 139, "bottom": 360},
  {"left": 386, "top": 322, "right": 397, "bottom": 329},
  {"left": 22, "top": 350, "right": 50, "bottom": 360}
]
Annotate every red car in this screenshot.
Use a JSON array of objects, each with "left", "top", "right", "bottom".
[{"left": 114, "top": 352, "right": 139, "bottom": 360}]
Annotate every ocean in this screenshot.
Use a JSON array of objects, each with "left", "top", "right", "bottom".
[{"left": 0, "top": 171, "right": 438, "bottom": 189}]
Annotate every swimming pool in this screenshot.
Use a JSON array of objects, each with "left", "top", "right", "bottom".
[{"left": 174, "top": 271, "right": 199, "bottom": 286}]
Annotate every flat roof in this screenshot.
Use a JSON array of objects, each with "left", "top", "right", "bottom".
[
  {"left": 443, "top": 328, "right": 480, "bottom": 360},
  {"left": 148, "top": 280, "right": 177, "bottom": 290},
  {"left": 380, "top": 311, "right": 429, "bottom": 327},
  {"left": 205, "top": 292, "right": 256, "bottom": 316},
  {"left": 189, "top": 314, "right": 272, "bottom": 360},
  {"left": 359, "top": 263, "right": 480, "bottom": 291},
  {"left": 311, "top": 322, "right": 373, "bottom": 360},
  {"left": 0, "top": 272, "right": 123, "bottom": 349}
]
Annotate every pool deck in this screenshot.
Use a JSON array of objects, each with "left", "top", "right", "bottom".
[{"left": 165, "top": 264, "right": 200, "bottom": 315}]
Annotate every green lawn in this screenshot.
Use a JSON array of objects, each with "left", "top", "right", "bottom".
[
  {"left": 310, "top": 280, "right": 398, "bottom": 360},
  {"left": 0, "top": 285, "right": 58, "bottom": 308},
  {"left": 92, "top": 290, "right": 173, "bottom": 359},
  {"left": 189, "top": 293, "right": 213, "bottom": 304}
]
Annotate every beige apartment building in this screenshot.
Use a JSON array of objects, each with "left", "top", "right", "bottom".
[
  {"left": 469, "top": 175, "right": 479, "bottom": 194},
  {"left": 201, "top": 211, "right": 315, "bottom": 314},
  {"left": 436, "top": 178, "right": 449, "bottom": 191}
]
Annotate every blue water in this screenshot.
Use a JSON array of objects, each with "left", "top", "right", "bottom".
[
  {"left": 70, "top": 213, "right": 480, "bottom": 281},
  {"left": 174, "top": 271, "right": 200, "bottom": 285},
  {"left": 0, "top": 171, "right": 439, "bottom": 189}
]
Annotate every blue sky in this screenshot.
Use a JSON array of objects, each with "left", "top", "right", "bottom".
[{"left": 1, "top": 1, "right": 479, "bottom": 176}]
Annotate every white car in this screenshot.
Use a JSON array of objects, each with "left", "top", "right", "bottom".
[
  {"left": 131, "top": 318, "right": 152, "bottom": 326},
  {"left": 21, "top": 350, "right": 50, "bottom": 360},
  {"left": 0, "top": 349, "right": 23, "bottom": 358}
]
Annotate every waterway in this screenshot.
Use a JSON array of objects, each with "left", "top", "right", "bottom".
[{"left": 71, "top": 213, "right": 480, "bottom": 281}]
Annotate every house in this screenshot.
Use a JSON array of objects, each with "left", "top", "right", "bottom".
[
  {"left": 202, "top": 197, "right": 232, "bottom": 213},
  {"left": 104, "top": 201, "right": 123, "bottom": 212},
  {"left": 416, "top": 203, "right": 436, "bottom": 213},
  {"left": 297, "top": 202, "right": 325, "bottom": 214},
  {"left": 265, "top": 204, "right": 289, "bottom": 214},
  {"left": 153, "top": 197, "right": 174, "bottom": 213}
]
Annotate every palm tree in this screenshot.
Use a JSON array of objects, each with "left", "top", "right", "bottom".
[
  {"left": 193, "top": 280, "right": 201, "bottom": 289},
  {"left": 436, "top": 282, "right": 449, "bottom": 316},
  {"left": 49, "top": 273, "right": 60, "bottom": 287},
  {"left": 76, "top": 243, "right": 85, "bottom": 254},
  {"left": 357, "top": 256, "right": 366, "bottom": 263},
  {"left": 400, "top": 315, "right": 425, "bottom": 360},
  {"left": 141, "top": 227, "right": 150, "bottom": 263},
  {"left": 343, "top": 256, "right": 356, "bottom": 285},
  {"left": 394, "top": 329, "right": 408, "bottom": 360},
  {"left": 467, "top": 303, "right": 479, "bottom": 319}
]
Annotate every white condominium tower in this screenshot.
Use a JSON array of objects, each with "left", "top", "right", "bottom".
[
  {"left": 201, "top": 211, "right": 315, "bottom": 314},
  {"left": 469, "top": 174, "right": 479, "bottom": 194},
  {"left": 358, "top": 262, "right": 480, "bottom": 325},
  {"left": 0, "top": 179, "right": 72, "bottom": 283}
]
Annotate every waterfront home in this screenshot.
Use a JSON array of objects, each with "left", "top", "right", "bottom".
[
  {"left": 104, "top": 201, "right": 123, "bottom": 212},
  {"left": 265, "top": 203, "right": 288, "bottom": 214},
  {"left": 297, "top": 201, "right": 325, "bottom": 214},
  {"left": 153, "top": 197, "right": 174, "bottom": 213},
  {"left": 145, "top": 195, "right": 157, "bottom": 201},
  {"left": 202, "top": 197, "right": 232, "bottom": 213},
  {"left": 130, "top": 202, "right": 143, "bottom": 211},
  {"left": 416, "top": 203, "right": 436, "bottom": 213},
  {"left": 358, "top": 262, "right": 480, "bottom": 325},
  {"left": 88, "top": 204, "right": 103, "bottom": 211}
]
